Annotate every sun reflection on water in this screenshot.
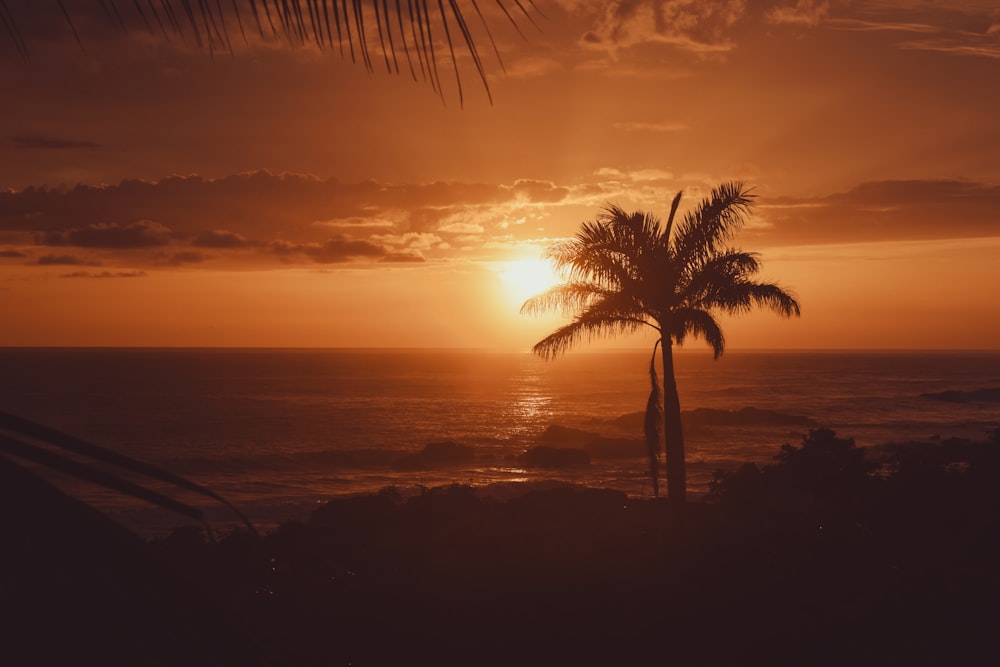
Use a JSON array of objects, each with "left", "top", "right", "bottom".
[{"left": 510, "top": 394, "right": 550, "bottom": 421}]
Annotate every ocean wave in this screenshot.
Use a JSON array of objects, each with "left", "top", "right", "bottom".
[{"left": 920, "top": 388, "right": 1000, "bottom": 403}]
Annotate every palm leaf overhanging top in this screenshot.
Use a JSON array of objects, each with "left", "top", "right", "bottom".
[{"left": 0, "top": 0, "right": 541, "bottom": 105}]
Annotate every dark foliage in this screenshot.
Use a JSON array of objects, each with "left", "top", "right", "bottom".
[
  {"left": 710, "top": 428, "right": 869, "bottom": 507},
  {"left": 517, "top": 444, "right": 591, "bottom": 467},
  {"left": 7, "top": 428, "right": 1000, "bottom": 665}
]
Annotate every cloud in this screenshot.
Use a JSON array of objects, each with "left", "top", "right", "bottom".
[
  {"left": 829, "top": 19, "right": 937, "bottom": 35},
  {"left": 313, "top": 217, "right": 396, "bottom": 230},
  {"left": 767, "top": 0, "right": 830, "bottom": 27},
  {"left": 897, "top": 39, "right": 1000, "bottom": 59},
  {"left": 6, "top": 171, "right": 994, "bottom": 271},
  {"left": 756, "top": 179, "right": 1000, "bottom": 246},
  {"left": 627, "top": 169, "right": 676, "bottom": 183},
  {"left": 165, "top": 251, "right": 207, "bottom": 265},
  {"left": 10, "top": 134, "right": 102, "bottom": 150},
  {"left": 0, "top": 172, "right": 505, "bottom": 242},
  {"left": 192, "top": 229, "right": 253, "bottom": 248},
  {"left": 505, "top": 179, "right": 571, "bottom": 204},
  {"left": 268, "top": 236, "right": 388, "bottom": 263},
  {"left": 828, "top": 5, "right": 1000, "bottom": 59},
  {"left": 591, "top": 167, "right": 676, "bottom": 185},
  {"left": 60, "top": 270, "right": 147, "bottom": 279},
  {"left": 613, "top": 121, "right": 688, "bottom": 133},
  {"left": 575, "top": 0, "right": 746, "bottom": 55},
  {"left": 505, "top": 56, "right": 564, "bottom": 78},
  {"left": 372, "top": 232, "right": 443, "bottom": 250},
  {"left": 438, "top": 222, "right": 486, "bottom": 234},
  {"left": 381, "top": 251, "right": 426, "bottom": 263},
  {"left": 34, "top": 254, "right": 95, "bottom": 266},
  {"left": 42, "top": 220, "right": 172, "bottom": 248}
]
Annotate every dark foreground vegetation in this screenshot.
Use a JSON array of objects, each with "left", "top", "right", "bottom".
[{"left": 5, "top": 429, "right": 1000, "bottom": 666}]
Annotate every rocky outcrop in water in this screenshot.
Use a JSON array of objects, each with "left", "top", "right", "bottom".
[{"left": 920, "top": 387, "right": 1000, "bottom": 403}]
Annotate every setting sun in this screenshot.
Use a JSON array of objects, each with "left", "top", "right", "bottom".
[{"left": 497, "top": 258, "right": 562, "bottom": 305}]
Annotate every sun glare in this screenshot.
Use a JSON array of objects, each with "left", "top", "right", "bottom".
[{"left": 498, "top": 258, "right": 562, "bottom": 306}]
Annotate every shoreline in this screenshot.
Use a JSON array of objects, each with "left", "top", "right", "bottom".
[
  {"left": 34, "top": 429, "right": 999, "bottom": 539},
  {"left": 6, "top": 430, "right": 1000, "bottom": 664}
]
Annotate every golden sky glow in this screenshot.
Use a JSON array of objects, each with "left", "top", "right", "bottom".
[{"left": 1, "top": 1, "right": 999, "bottom": 349}]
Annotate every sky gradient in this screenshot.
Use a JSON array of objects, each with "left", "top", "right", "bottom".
[{"left": 2, "top": 1, "right": 998, "bottom": 349}]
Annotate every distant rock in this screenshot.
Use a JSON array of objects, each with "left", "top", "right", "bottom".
[
  {"left": 518, "top": 446, "right": 591, "bottom": 468},
  {"left": 602, "top": 412, "right": 647, "bottom": 431},
  {"left": 537, "top": 424, "right": 595, "bottom": 448},
  {"left": 539, "top": 407, "right": 816, "bottom": 462},
  {"left": 536, "top": 425, "right": 643, "bottom": 459},
  {"left": 393, "top": 441, "right": 476, "bottom": 470},
  {"left": 920, "top": 388, "right": 1000, "bottom": 403},
  {"left": 684, "top": 407, "right": 817, "bottom": 428},
  {"left": 606, "top": 407, "right": 816, "bottom": 431}
]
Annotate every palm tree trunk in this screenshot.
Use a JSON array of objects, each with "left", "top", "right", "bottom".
[{"left": 661, "top": 339, "right": 686, "bottom": 503}]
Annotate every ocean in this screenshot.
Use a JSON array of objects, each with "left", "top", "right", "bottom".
[{"left": 2, "top": 348, "right": 998, "bottom": 534}]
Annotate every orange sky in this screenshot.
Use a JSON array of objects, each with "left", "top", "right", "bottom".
[{"left": 1, "top": 1, "right": 999, "bottom": 350}]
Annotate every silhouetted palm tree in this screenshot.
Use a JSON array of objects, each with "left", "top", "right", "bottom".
[{"left": 522, "top": 182, "right": 801, "bottom": 502}]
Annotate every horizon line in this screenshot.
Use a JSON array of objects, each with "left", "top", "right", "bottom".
[{"left": 2, "top": 346, "right": 999, "bottom": 354}]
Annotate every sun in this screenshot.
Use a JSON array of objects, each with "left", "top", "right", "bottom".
[{"left": 498, "top": 258, "right": 562, "bottom": 306}]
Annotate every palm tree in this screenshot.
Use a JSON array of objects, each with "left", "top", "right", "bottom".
[{"left": 521, "top": 182, "right": 801, "bottom": 503}]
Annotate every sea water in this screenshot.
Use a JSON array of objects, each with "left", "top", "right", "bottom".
[{"left": 1, "top": 348, "right": 998, "bottom": 533}]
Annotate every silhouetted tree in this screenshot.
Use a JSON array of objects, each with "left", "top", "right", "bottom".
[
  {"left": 522, "top": 183, "right": 800, "bottom": 502},
  {"left": 710, "top": 428, "right": 869, "bottom": 505}
]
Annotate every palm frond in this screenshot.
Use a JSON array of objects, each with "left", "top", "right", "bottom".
[
  {"left": 549, "top": 206, "right": 665, "bottom": 293},
  {"left": 531, "top": 310, "right": 648, "bottom": 360},
  {"left": 669, "top": 307, "right": 725, "bottom": 357},
  {"left": 678, "top": 249, "right": 762, "bottom": 304},
  {"left": 0, "top": 410, "right": 257, "bottom": 535},
  {"left": 0, "top": 0, "right": 30, "bottom": 59},
  {"left": 547, "top": 234, "right": 627, "bottom": 289},
  {"left": 672, "top": 181, "right": 755, "bottom": 266},
  {"left": 596, "top": 203, "right": 662, "bottom": 242},
  {"left": 519, "top": 280, "right": 608, "bottom": 317},
  {"left": 0, "top": 432, "right": 205, "bottom": 522},
  {"left": 711, "top": 280, "right": 801, "bottom": 318},
  {"left": 2, "top": 1, "right": 534, "bottom": 103}
]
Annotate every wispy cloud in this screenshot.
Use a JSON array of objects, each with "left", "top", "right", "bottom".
[
  {"left": 897, "top": 38, "right": 1000, "bottom": 58},
  {"left": 571, "top": 0, "right": 745, "bottom": 56},
  {"left": 60, "top": 270, "right": 147, "bottom": 279},
  {"left": 41, "top": 220, "right": 172, "bottom": 248},
  {"left": 267, "top": 237, "right": 389, "bottom": 264},
  {"left": 829, "top": 6, "right": 1000, "bottom": 59},
  {"left": 438, "top": 222, "right": 486, "bottom": 234},
  {"left": 767, "top": 0, "right": 830, "bottom": 27},
  {"left": 758, "top": 179, "right": 1000, "bottom": 245},
  {"left": 164, "top": 251, "right": 207, "bottom": 265},
  {"left": 830, "top": 18, "right": 940, "bottom": 34},
  {"left": 10, "top": 134, "right": 101, "bottom": 150},
  {"left": 34, "top": 254, "right": 96, "bottom": 266},
  {"left": 613, "top": 121, "right": 689, "bottom": 133},
  {"left": 191, "top": 229, "right": 253, "bottom": 248}
]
